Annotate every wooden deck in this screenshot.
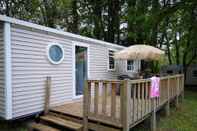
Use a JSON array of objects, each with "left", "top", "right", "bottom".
[
  {"left": 30, "top": 74, "right": 184, "bottom": 131},
  {"left": 51, "top": 96, "right": 122, "bottom": 127},
  {"left": 51, "top": 96, "right": 154, "bottom": 128}
]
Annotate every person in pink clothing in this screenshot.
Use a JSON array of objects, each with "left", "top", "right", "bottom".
[{"left": 150, "top": 75, "right": 160, "bottom": 98}]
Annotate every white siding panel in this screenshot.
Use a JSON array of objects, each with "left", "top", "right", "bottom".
[
  {"left": 0, "top": 22, "right": 5, "bottom": 118},
  {"left": 116, "top": 60, "right": 140, "bottom": 77},
  {"left": 11, "top": 25, "right": 74, "bottom": 118},
  {"left": 186, "top": 65, "right": 197, "bottom": 85},
  {"left": 11, "top": 24, "right": 133, "bottom": 118},
  {"left": 89, "top": 46, "right": 118, "bottom": 79}
]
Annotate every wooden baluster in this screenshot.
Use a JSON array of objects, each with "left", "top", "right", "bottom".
[
  {"left": 173, "top": 78, "right": 175, "bottom": 98},
  {"left": 170, "top": 78, "right": 172, "bottom": 98},
  {"left": 145, "top": 82, "right": 148, "bottom": 115},
  {"left": 169, "top": 78, "right": 173, "bottom": 99},
  {"left": 171, "top": 78, "right": 173, "bottom": 98},
  {"left": 166, "top": 79, "right": 168, "bottom": 101},
  {"left": 182, "top": 75, "right": 184, "bottom": 100},
  {"left": 172, "top": 78, "right": 173, "bottom": 98},
  {"left": 128, "top": 82, "right": 132, "bottom": 125},
  {"left": 160, "top": 80, "right": 162, "bottom": 105},
  {"left": 157, "top": 79, "right": 161, "bottom": 107},
  {"left": 133, "top": 84, "right": 136, "bottom": 122},
  {"left": 180, "top": 75, "right": 182, "bottom": 94},
  {"left": 165, "top": 78, "right": 170, "bottom": 116},
  {"left": 181, "top": 75, "right": 184, "bottom": 101},
  {"left": 120, "top": 82, "right": 123, "bottom": 122},
  {"left": 137, "top": 83, "right": 141, "bottom": 120},
  {"left": 141, "top": 82, "right": 144, "bottom": 117},
  {"left": 136, "top": 83, "right": 138, "bottom": 120},
  {"left": 111, "top": 83, "right": 116, "bottom": 119},
  {"left": 177, "top": 76, "right": 181, "bottom": 96},
  {"left": 175, "top": 78, "right": 176, "bottom": 97},
  {"left": 94, "top": 82, "right": 99, "bottom": 115},
  {"left": 173, "top": 78, "right": 175, "bottom": 97},
  {"left": 88, "top": 82, "right": 91, "bottom": 113},
  {"left": 174, "top": 78, "right": 176, "bottom": 97},
  {"left": 175, "top": 77, "right": 179, "bottom": 108},
  {"left": 165, "top": 80, "right": 167, "bottom": 101},
  {"left": 163, "top": 80, "right": 165, "bottom": 103},
  {"left": 130, "top": 83, "right": 133, "bottom": 123},
  {"left": 161, "top": 80, "right": 163, "bottom": 103},
  {"left": 102, "top": 82, "right": 107, "bottom": 115},
  {"left": 175, "top": 78, "right": 177, "bottom": 97},
  {"left": 148, "top": 82, "right": 151, "bottom": 113}
]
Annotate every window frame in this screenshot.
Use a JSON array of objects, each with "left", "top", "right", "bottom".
[
  {"left": 192, "top": 70, "right": 197, "bottom": 78},
  {"left": 126, "top": 60, "right": 134, "bottom": 71},
  {"left": 47, "top": 43, "right": 64, "bottom": 65},
  {"left": 108, "top": 49, "right": 116, "bottom": 71}
]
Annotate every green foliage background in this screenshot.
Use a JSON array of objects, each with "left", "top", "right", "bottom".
[{"left": 0, "top": 0, "right": 197, "bottom": 72}]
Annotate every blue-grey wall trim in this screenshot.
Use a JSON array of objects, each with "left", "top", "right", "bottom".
[{"left": 4, "top": 22, "right": 12, "bottom": 119}]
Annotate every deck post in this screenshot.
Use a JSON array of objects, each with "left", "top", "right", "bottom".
[
  {"left": 121, "top": 80, "right": 129, "bottom": 131},
  {"left": 181, "top": 74, "right": 184, "bottom": 102},
  {"left": 83, "top": 80, "right": 89, "bottom": 131},
  {"left": 175, "top": 77, "right": 179, "bottom": 109},
  {"left": 164, "top": 77, "right": 170, "bottom": 116},
  {"left": 150, "top": 98, "right": 156, "bottom": 131},
  {"left": 44, "top": 76, "right": 51, "bottom": 115}
]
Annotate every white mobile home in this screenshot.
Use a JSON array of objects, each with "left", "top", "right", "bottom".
[
  {"left": 0, "top": 15, "right": 140, "bottom": 120},
  {"left": 185, "top": 65, "right": 197, "bottom": 86}
]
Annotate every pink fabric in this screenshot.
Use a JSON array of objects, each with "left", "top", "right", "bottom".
[{"left": 150, "top": 76, "right": 160, "bottom": 98}]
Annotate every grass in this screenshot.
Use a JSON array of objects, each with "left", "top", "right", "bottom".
[
  {"left": 0, "top": 117, "right": 30, "bottom": 131},
  {"left": 0, "top": 90, "right": 196, "bottom": 131},
  {"left": 157, "top": 90, "right": 197, "bottom": 131},
  {"left": 133, "top": 90, "right": 197, "bottom": 131}
]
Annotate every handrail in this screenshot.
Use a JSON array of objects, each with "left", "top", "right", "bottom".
[
  {"left": 83, "top": 74, "right": 184, "bottom": 130},
  {"left": 126, "top": 74, "right": 184, "bottom": 129}
]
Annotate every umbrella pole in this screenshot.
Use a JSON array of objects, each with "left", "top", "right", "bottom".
[{"left": 138, "top": 60, "right": 140, "bottom": 74}]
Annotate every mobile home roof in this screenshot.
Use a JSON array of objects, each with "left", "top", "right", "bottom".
[{"left": 0, "top": 15, "right": 125, "bottom": 49}]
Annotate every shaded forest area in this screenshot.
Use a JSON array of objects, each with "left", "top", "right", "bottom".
[{"left": 0, "top": 0, "right": 197, "bottom": 73}]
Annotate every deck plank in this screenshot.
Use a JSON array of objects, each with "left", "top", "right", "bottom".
[
  {"left": 40, "top": 115, "right": 83, "bottom": 130},
  {"left": 51, "top": 96, "right": 149, "bottom": 128},
  {"left": 30, "top": 123, "right": 60, "bottom": 131}
]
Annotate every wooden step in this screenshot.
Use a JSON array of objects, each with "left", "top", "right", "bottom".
[
  {"left": 40, "top": 115, "right": 83, "bottom": 131},
  {"left": 29, "top": 122, "right": 60, "bottom": 131}
]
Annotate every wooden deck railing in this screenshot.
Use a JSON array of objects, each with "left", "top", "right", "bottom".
[
  {"left": 126, "top": 74, "right": 184, "bottom": 129},
  {"left": 83, "top": 74, "right": 184, "bottom": 131},
  {"left": 83, "top": 80, "right": 123, "bottom": 130}
]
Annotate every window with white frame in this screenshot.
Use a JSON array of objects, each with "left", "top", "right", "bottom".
[
  {"left": 108, "top": 50, "right": 115, "bottom": 70},
  {"left": 127, "top": 60, "right": 134, "bottom": 71},
  {"left": 192, "top": 70, "right": 197, "bottom": 78},
  {"left": 47, "top": 43, "right": 64, "bottom": 64}
]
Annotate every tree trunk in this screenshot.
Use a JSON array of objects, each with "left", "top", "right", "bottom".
[
  {"left": 127, "top": 0, "right": 137, "bottom": 44},
  {"left": 92, "top": 0, "right": 103, "bottom": 39},
  {"left": 107, "top": 0, "right": 115, "bottom": 43},
  {"left": 150, "top": 0, "right": 159, "bottom": 46},
  {"left": 5, "top": 0, "right": 11, "bottom": 16},
  {"left": 71, "top": 0, "right": 79, "bottom": 34},
  {"left": 174, "top": 36, "right": 180, "bottom": 64}
]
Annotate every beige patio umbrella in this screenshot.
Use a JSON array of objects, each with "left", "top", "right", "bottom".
[{"left": 114, "top": 44, "right": 164, "bottom": 61}]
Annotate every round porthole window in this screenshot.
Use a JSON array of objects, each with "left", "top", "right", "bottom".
[{"left": 47, "top": 43, "right": 64, "bottom": 64}]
